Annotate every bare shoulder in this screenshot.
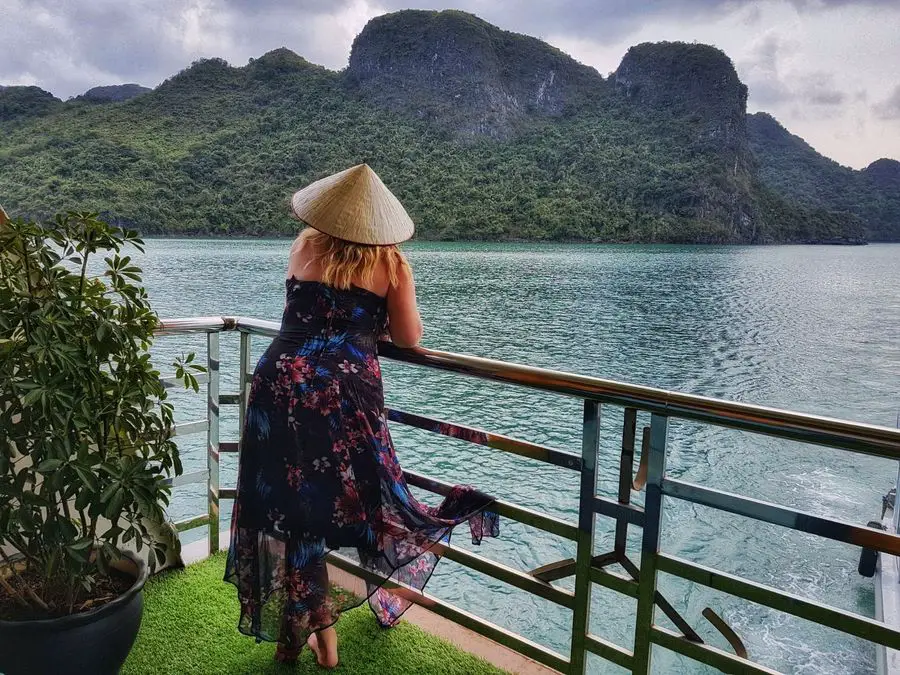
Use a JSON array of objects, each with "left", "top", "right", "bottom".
[
  {"left": 287, "top": 235, "right": 312, "bottom": 279},
  {"left": 387, "top": 249, "right": 414, "bottom": 291},
  {"left": 365, "top": 255, "right": 393, "bottom": 297}
]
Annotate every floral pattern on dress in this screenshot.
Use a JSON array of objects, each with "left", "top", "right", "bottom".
[{"left": 224, "top": 280, "right": 498, "bottom": 648}]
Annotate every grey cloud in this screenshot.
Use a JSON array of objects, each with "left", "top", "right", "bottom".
[
  {"left": 371, "top": 0, "right": 761, "bottom": 43},
  {"left": 0, "top": 0, "right": 351, "bottom": 98},
  {"left": 808, "top": 89, "right": 845, "bottom": 105},
  {"left": 370, "top": 0, "right": 895, "bottom": 45},
  {"left": 222, "top": 0, "right": 339, "bottom": 12},
  {"left": 738, "top": 32, "right": 847, "bottom": 116},
  {"left": 874, "top": 85, "right": 900, "bottom": 120},
  {"left": 797, "top": 73, "right": 847, "bottom": 106},
  {"left": 1, "top": 0, "right": 206, "bottom": 97},
  {"left": 1, "top": 0, "right": 897, "bottom": 100},
  {"left": 737, "top": 32, "right": 794, "bottom": 106},
  {"left": 789, "top": 0, "right": 897, "bottom": 6}
]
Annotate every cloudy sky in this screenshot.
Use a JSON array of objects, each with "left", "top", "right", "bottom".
[{"left": 2, "top": 0, "right": 898, "bottom": 168}]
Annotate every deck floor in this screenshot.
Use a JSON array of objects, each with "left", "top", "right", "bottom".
[{"left": 123, "top": 552, "right": 508, "bottom": 675}]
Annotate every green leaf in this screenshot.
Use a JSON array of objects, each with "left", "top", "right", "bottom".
[
  {"left": 73, "top": 463, "right": 100, "bottom": 493},
  {"left": 22, "top": 387, "right": 44, "bottom": 406},
  {"left": 105, "top": 487, "right": 125, "bottom": 521},
  {"left": 100, "top": 481, "right": 120, "bottom": 502},
  {"left": 36, "top": 458, "right": 64, "bottom": 473},
  {"left": 69, "top": 536, "right": 94, "bottom": 551}
]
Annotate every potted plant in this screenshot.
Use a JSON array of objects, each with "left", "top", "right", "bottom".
[{"left": 0, "top": 209, "right": 204, "bottom": 674}]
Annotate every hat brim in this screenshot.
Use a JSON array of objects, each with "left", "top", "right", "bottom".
[{"left": 290, "top": 164, "right": 415, "bottom": 246}]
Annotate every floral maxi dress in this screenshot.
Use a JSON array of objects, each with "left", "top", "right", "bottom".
[{"left": 225, "top": 279, "right": 499, "bottom": 648}]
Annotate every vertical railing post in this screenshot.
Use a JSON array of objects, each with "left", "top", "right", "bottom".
[
  {"left": 238, "top": 331, "right": 252, "bottom": 451},
  {"left": 615, "top": 408, "right": 638, "bottom": 558},
  {"left": 569, "top": 399, "right": 601, "bottom": 673},
  {"left": 206, "top": 331, "right": 220, "bottom": 556},
  {"left": 891, "top": 463, "right": 900, "bottom": 535},
  {"left": 632, "top": 413, "right": 668, "bottom": 673}
]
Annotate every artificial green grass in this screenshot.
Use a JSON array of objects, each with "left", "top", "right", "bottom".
[{"left": 123, "top": 552, "right": 508, "bottom": 675}]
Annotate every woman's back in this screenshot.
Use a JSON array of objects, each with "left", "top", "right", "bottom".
[
  {"left": 287, "top": 229, "right": 422, "bottom": 347},
  {"left": 281, "top": 278, "right": 387, "bottom": 340}
]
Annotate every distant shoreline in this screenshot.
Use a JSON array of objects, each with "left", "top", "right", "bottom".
[{"left": 138, "top": 234, "right": 892, "bottom": 246}]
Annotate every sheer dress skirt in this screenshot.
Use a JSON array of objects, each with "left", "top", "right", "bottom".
[{"left": 224, "top": 281, "right": 498, "bottom": 647}]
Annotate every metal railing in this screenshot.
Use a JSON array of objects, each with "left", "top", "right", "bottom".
[{"left": 156, "top": 315, "right": 900, "bottom": 674}]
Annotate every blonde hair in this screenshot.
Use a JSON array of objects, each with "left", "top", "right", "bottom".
[{"left": 297, "top": 228, "right": 407, "bottom": 290}]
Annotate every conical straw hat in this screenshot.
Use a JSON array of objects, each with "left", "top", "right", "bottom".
[{"left": 290, "top": 164, "right": 414, "bottom": 245}]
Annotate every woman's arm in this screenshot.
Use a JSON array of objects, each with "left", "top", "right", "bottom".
[{"left": 386, "top": 262, "right": 423, "bottom": 348}]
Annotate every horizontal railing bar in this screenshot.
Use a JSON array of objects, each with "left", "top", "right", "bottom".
[
  {"left": 651, "top": 626, "right": 780, "bottom": 675},
  {"left": 583, "top": 633, "right": 634, "bottom": 670},
  {"left": 431, "top": 541, "right": 575, "bottom": 609},
  {"left": 231, "top": 316, "right": 279, "bottom": 336},
  {"left": 593, "top": 495, "right": 645, "bottom": 527},
  {"left": 156, "top": 317, "right": 230, "bottom": 334},
  {"left": 174, "top": 514, "right": 210, "bottom": 533},
  {"left": 590, "top": 564, "right": 640, "bottom": 598},
  {"left": 220, "top": 441, "right": 240, "bottom": 453},
  {"left": 157, "top": 317, "right": 900, "bottom": 459},
  {"left": 664, "top": 478, "right": 900, "bottom": 556},
  {"left": 162, "top": 469, "right": 208, "bottom": 488},
  {"left": 376, "top": 339, "right": 900, "bottom": 458},
  {"left": 659, "top": 554, "right": 900, "bottom": 650},
  {"left": 220, "top": 488, "right": 236, "bottom": 499},
  {"left": 160, "top": 373, "right": 210, "bottom": 388},
  {"left": 170, "top": 420, "right": 208, "bottom": 437},
  {"left": 219, "top": 393, "right": 241, "bottom": 405},
  {"left": 327, "top": 551, "right": 570, "bottom": 672},
  {"left": 404, "top": 469, "right": 578, "bottom": 541},
  {"left": 387, "top": 407, "right": 580, "bottom": 471}
]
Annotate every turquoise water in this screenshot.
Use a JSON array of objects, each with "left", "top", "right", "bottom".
[{"left": 145, "top": 240, "right": 899, "bottom": 674}]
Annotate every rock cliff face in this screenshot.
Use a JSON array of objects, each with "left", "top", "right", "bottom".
[
  {"left": 615, "top": 42, "right": 750, "bottom": 164},
  {"left": 613, "top": 41, "right": 756, "bottom": 238},
  {"left": 77, "top": 84, "right": 151, "bottom": 103},
  {"left": 346, "top": 9, "right": 600, "bottom": 138}
]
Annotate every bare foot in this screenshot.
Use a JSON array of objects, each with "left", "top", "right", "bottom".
[{"left": 306, "top": 629, "right": 339, "bottom": 669}]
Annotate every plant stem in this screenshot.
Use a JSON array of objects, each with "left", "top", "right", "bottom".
[
  {"left": 0, "top": 548, "right": 44, "bottom": 610},
  {"left": 0, "top": 573, "right": 30, "bottom": 609},
  {"left": 18, "top": 235, "right": 34, "bottom": 340},
  {"left": 76, "top": 242, "right": 89, "bottom": 310},
  {"left": 19, "top": 235, "right": 35, "bottom": 296},
  {"left": 24, "top": 583, "right": 50, "bottom": 612},
  {"left": 5, "top": 532, "right": 40, "bottom": 568},
  {"left": 59, "top": 487, "right": 75, "bottom": 527}
]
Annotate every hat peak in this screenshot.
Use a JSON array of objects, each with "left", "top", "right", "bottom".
[{"left": 289, "top": 163, "right": 414, "bottom": 245}]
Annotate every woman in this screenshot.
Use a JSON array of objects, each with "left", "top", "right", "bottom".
[{"left": 224, "top": 164, "right": 498, "bottom": 668}]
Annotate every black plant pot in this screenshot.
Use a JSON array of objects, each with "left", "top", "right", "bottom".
[{"left": 0, "top": 551, "right": 148, "bottom": 675}]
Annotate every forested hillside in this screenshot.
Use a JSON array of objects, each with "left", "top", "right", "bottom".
[
  {"left": 0, "top": 10, "right": 896, "bottom": 242},
  {"left": 747, "top": 113, "right": 900, "bottom": 242}
]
